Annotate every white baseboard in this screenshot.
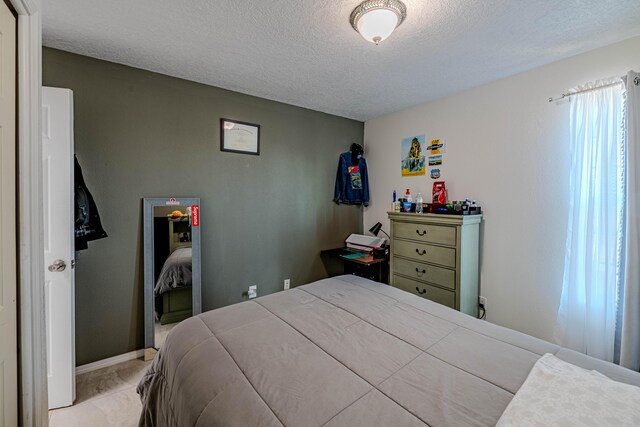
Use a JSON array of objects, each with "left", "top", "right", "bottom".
[{"left": 75, "top": 349, "right": 145, "bottom": 376}]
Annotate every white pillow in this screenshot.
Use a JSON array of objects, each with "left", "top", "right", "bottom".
[{"left": 497, "top": 353, "right": 640, "bottom": 427}]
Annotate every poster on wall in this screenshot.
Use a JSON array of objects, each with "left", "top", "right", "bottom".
[
  {"left": 428, "top": 155, "right": 442, "bottom": 166},
  {"left": 427, "top": 139, "right": 443, "bottom": 155},
  {"left": 401, "top": 135, "right": 426, "bottom": 176},
  {"left": 430, "top": 168, "right": 441, "bottom": 179}
]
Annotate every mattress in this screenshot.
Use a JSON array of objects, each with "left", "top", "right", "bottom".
[
  {"left": 154, "top": 247, "right": 192, "bottom": 296},
  {"left": 137, "top": 275, "right": 640, "bottom": 426}
]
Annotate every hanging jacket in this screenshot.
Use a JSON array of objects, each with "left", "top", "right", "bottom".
[
  {"left": 75, "top": 156, "right": 107, "bottom": 250},
  {"left": 334, "top": 151, "right": 370, "bottom": 206}
]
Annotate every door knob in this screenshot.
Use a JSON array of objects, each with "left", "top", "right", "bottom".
[{"left": 48, "top": 259, "right": 67, "bottom": 272}]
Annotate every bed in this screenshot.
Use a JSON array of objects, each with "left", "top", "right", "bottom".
[
  {"left": 154, "top": 245, "right": 192, "bottom": 325},
  {"left": 138, "top": 275, "right": 640, "bottom": 426}
]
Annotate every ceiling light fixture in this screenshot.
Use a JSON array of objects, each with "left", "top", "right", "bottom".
[{"left": 350, "top": 0, "right": 407, "bottom": 45}]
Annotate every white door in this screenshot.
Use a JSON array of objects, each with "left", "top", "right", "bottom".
[
  {"left": 0, "top": 1, "right": 17, "bottom": 424},
  {"left": 43, "top": 87, "right": 76, "bottom": 409}
]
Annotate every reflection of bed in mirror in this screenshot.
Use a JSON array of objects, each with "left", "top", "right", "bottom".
[
  {"left": 143, "top": 198, "right": 201, "bottom": 357},
  {"left": 153, "top": 208, "right": 194, "bottom": 327},
  {"left": 154, "top": 209, "right": 193, "bottom": 325},
  {"left": 155, "top": 244, "right": 193, "bottom": 325}
]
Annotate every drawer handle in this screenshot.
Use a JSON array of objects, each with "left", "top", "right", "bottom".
[
  {"left": 415, "top": 287, "right": 427, "bottom": 295},
  {"left": 415, "top": 248, "right": 427, "bottom": 256},
  {"left": 416, "top": 229, "right": 427, "bottom": 236},
  {"left": 415, "top": 268, "right": 426, "bottom": 276}
]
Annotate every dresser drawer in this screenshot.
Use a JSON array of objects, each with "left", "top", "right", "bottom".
[
  {"left": 393, "top": 257, "right": 455, "bottom": 289},
  {"left": 394, "top": 275, "right": 456, "bottom": 309},
  {"left": 393, "top": 222, "right": 456, "bottom": 246},
  {"left": 394, "top": 239, "right": 456, "bottom": 268}
]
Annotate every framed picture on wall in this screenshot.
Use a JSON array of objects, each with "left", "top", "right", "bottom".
[{"left": 220, "top": 118, "right": 260, "bottom": 155}]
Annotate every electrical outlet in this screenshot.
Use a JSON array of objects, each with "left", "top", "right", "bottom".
[
  {"left": 478, "top": 296, "right": 487, "bottom": 306},
  {"left": 284, "top": 279, "right": 290, "bottom": 290},
  {"left": 248, "top": 285, "right": 257, "bottom": 299}
]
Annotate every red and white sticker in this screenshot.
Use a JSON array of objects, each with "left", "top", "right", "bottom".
[
  {"left": 166, "top": 197, "right": 180, "bottom": 206},
  {"left": 191, "top": 205, "right": 200, "bottom": 227}
]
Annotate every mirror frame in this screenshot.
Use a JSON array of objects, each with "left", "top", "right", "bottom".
[{"left": 143, "top": 197, "right": 202, "bottom": 349}]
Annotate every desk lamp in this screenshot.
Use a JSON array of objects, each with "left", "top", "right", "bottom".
[{"left": 369, "top": 222, "right": 391, "bottom": 241}]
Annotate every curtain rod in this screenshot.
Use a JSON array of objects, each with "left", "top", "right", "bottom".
[{"left": 548, "top": 81, "right": 623, "bottom": 103}]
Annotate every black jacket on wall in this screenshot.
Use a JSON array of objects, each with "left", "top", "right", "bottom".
[{"left": 75, "top": 156, "right": 107, "bottom": 250}]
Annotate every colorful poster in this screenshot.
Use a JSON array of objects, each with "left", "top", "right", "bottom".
[
  {"left": 428, "top": 155, "right": 442, "bottom": 166},
  {"left": 401, "top": 135, "right": 426, "bottom": 176},
  {"left": 427, "top": 139, "right": 443, "bottom": 155}
]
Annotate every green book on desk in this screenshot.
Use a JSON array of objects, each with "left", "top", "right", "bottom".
[{"left": 340, "top": 252, "right": 367, "bottom": 259}]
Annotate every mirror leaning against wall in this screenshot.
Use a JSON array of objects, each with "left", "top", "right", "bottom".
[{"left": 143, "top": 198, "right": 202, "bottom": 357}]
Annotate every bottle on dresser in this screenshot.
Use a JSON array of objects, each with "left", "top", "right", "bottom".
[
  {"left": 403, "top": 189, "right": 412, "bottom": 212},
  {"left": 415, "top": 192, "right": 423, "bottom": 214}
]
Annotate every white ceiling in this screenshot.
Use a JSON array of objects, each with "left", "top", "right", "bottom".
[{"left": 43, "top": 0, "right": 640, "bottom": 121}]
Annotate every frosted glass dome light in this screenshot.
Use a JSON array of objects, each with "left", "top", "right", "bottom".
[{"left": 350, "top": 0, "right": 407, "bottom": 45}]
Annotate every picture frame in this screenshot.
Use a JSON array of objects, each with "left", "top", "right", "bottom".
[{"left": 220, "top": 118, "right": 260, "bottom": 155}]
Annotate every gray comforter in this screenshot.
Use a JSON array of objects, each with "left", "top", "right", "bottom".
[
  {"left": 138, "top": 275, "right": 640, "bottom": 426},
  {"left": 154, "top": 247, "right": 192, "bottom": 295}
]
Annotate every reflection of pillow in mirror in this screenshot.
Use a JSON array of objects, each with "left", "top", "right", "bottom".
[{"left": 173, "top": 244, "right": 192, "bottom": 251}]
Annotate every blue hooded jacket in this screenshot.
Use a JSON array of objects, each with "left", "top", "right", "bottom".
[{"left": 334, "top": 151, "right": 369, "bottom": 206}]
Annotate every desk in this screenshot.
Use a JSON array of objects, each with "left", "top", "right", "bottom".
[{"left": 321, "top": 247, "right": 389, "bottom": 284}]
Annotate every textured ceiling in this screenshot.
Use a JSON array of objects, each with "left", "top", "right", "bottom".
[{"left": 43, "top": 0, "right": 640, "bottom": 121}]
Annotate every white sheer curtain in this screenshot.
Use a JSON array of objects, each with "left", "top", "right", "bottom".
[
  {"left": 620, "top": 71, "right": 640, "bottom": 371},
  {"left": 554, "top": 79, "right": 625, "bottom": 362}
]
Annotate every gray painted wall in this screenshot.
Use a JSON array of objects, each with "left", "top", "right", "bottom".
[{"left": 43, "top": 48, "right": 364, "bottom": 365}]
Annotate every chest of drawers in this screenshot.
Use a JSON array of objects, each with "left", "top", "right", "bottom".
[{"left": 388, "top": 212, "right": 482, "bottom": 316}]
